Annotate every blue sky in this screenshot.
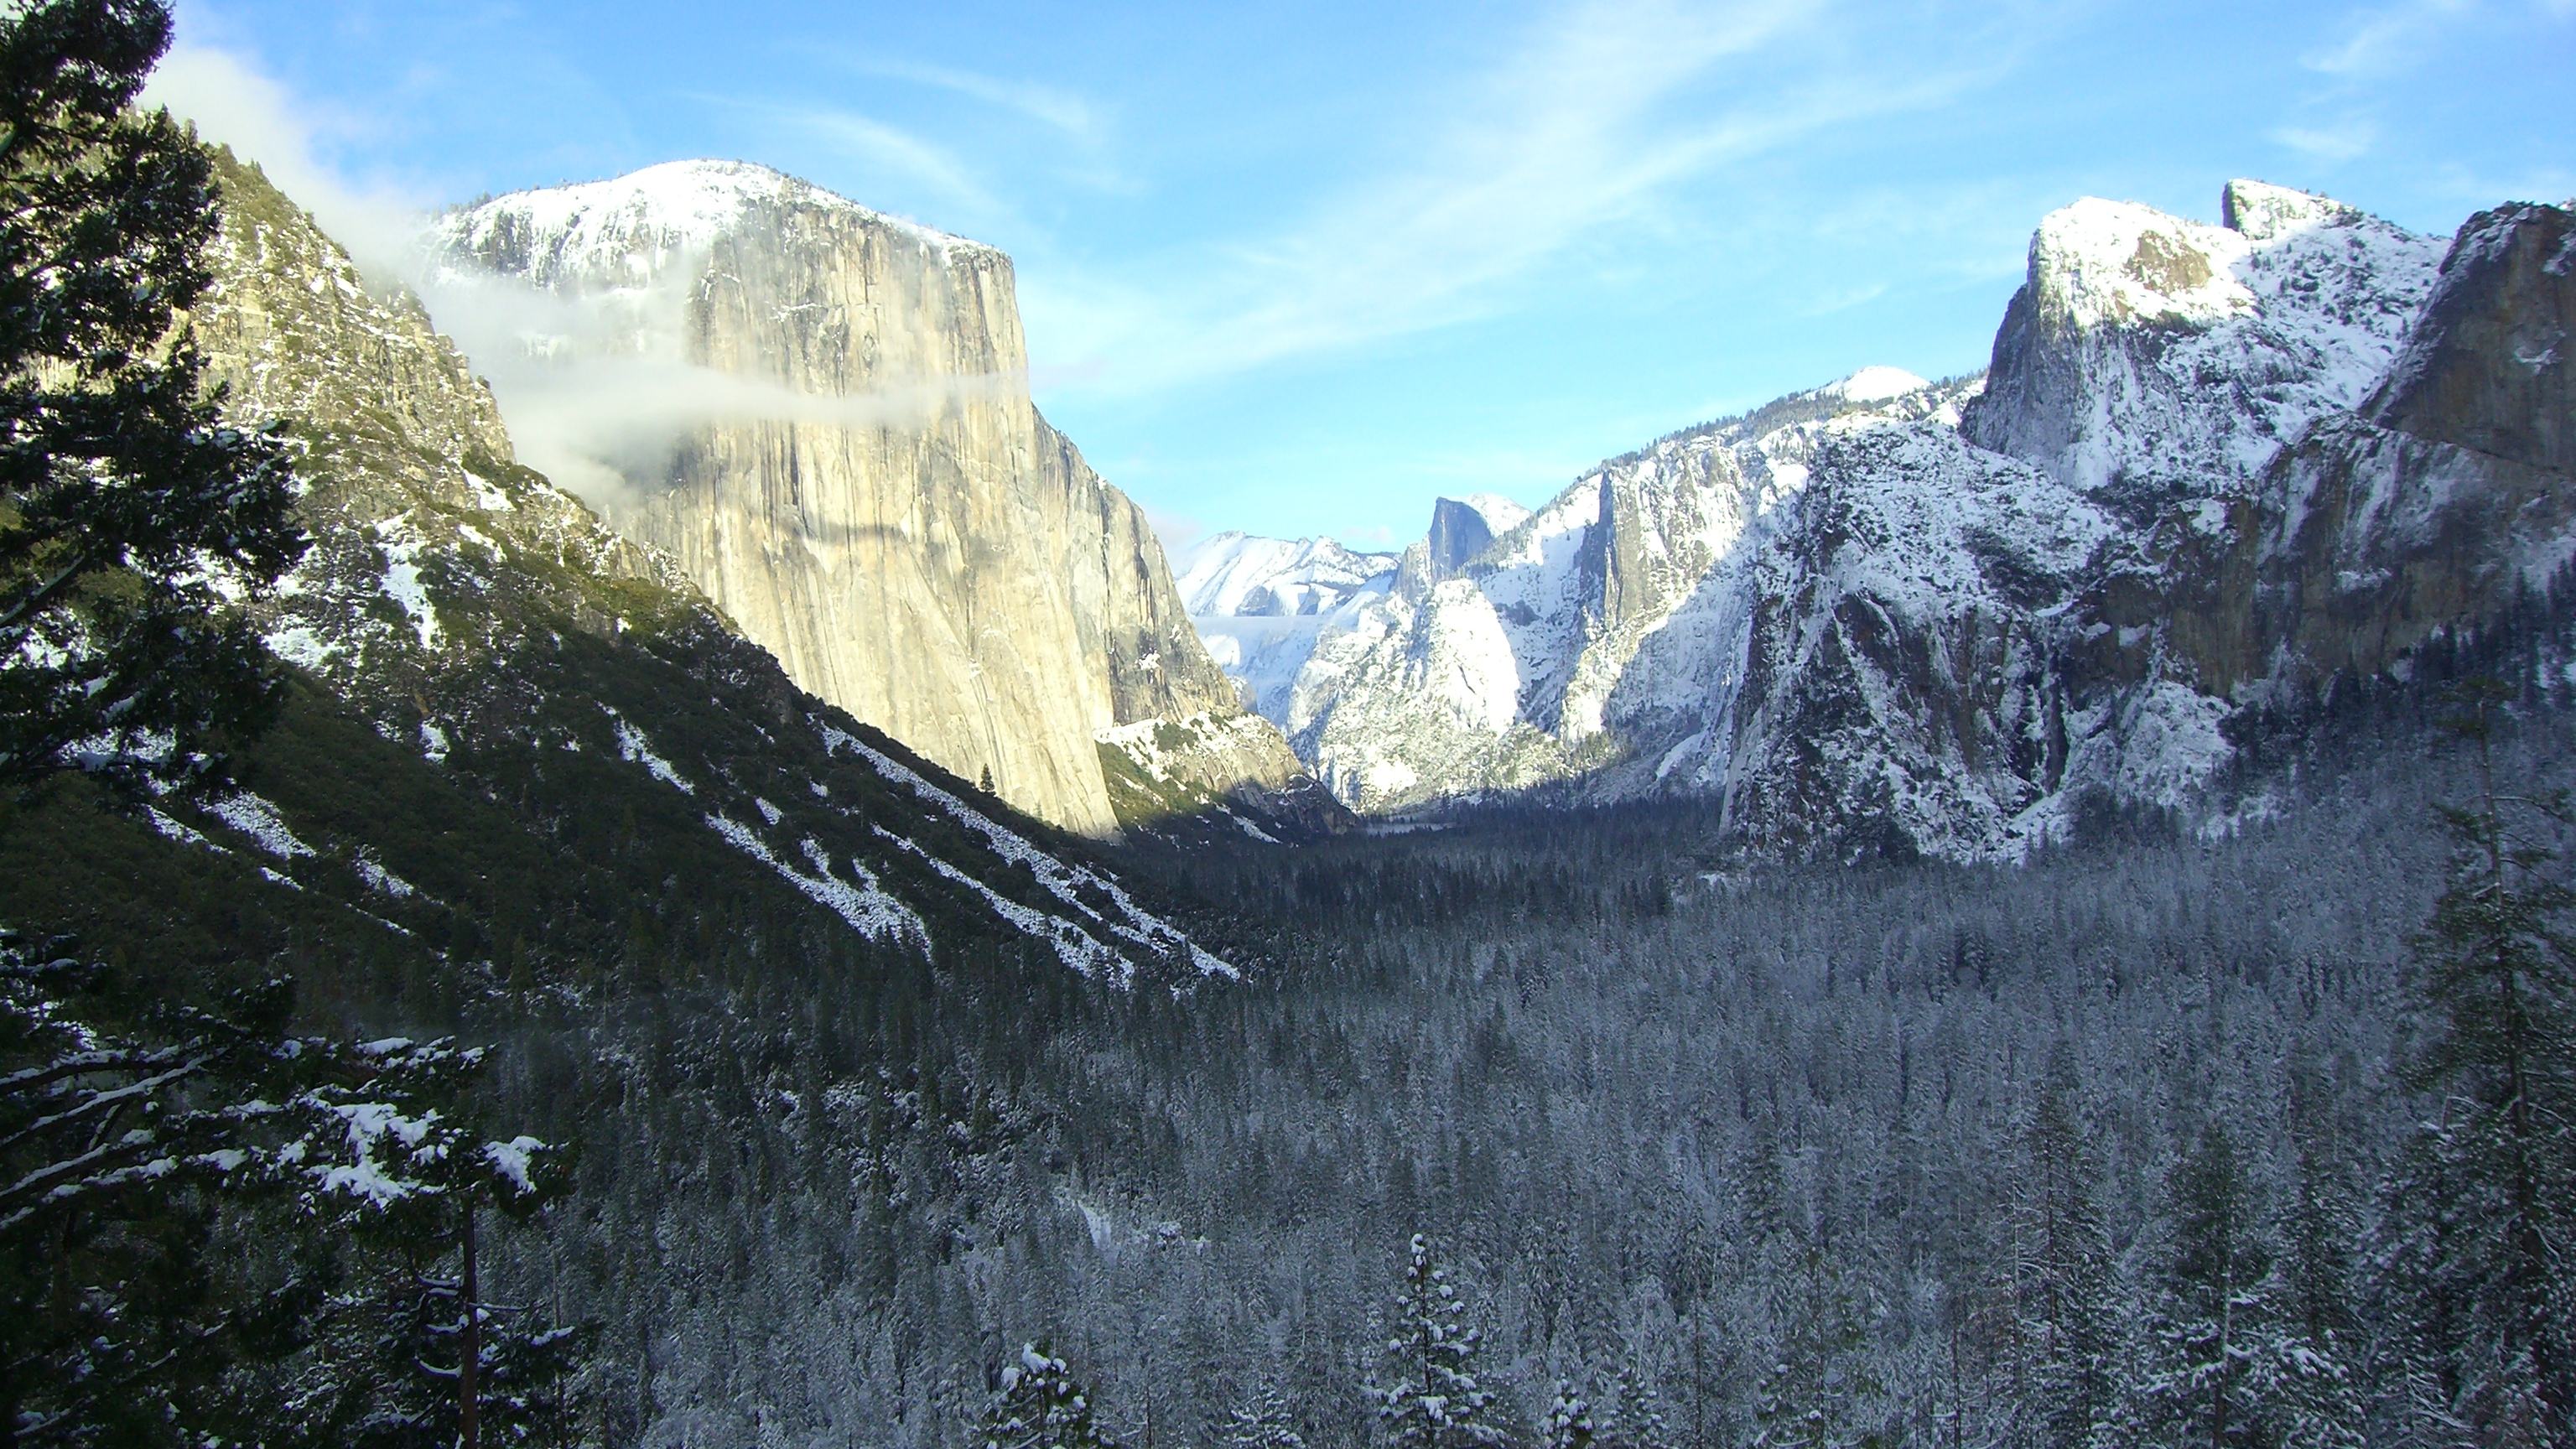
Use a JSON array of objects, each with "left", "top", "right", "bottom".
[{"left": 148, "top": 0, "right": 2573, "bottom": 548}]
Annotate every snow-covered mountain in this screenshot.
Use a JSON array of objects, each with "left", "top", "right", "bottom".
[
  {"left": 1196, "top": 179, "right": 2573, "bottom": 860},
  {"left": 1175, "top": 530, "right": 1399, "bottom": 721}
]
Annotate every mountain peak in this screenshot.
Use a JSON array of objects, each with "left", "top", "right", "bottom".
[
  {"left": 2221, "top": 178, "right": 2365, "bottom": 242},
  {"left": 438, "top": 158, "right": 993, "bottom": 289},
  {"left": 1820, "top": 366, "right": 1928, "bottom": 403},
  {"left": 2028, "top": 197, "right": 2257, "bottom": 330}
]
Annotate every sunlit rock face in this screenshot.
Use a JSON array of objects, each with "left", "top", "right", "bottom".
[{"left": 430, "top": 161, "right": 1287, "bottom": 835}]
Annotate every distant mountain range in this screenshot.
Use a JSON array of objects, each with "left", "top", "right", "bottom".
[
  {"left": 1182, "top": 180, "right": 2576, "bottom": 860},
  {"left": 151, "top": 148, "right": 2576, "bottom": 878}
]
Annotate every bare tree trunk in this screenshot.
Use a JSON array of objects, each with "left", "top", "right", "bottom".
[{"left": 460, "top": 1194, "right": 480, "bottom": 1449}]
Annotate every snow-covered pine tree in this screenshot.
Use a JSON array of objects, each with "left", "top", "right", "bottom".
[
  {"left": 1371, "top": 1233, "right": 1514, "bottom": 1449},
  {"left": 980, "top": 1343, "right": 1122, "bottom": 1449},
  {"left": 264, "top": 1036, "right": 584, "bottom": 1449},
  {"left": 1753, "top": 1237, "right": 1885, "bottom": 1449},
  {"left": 0, "top": 938, "right": 317, "bottom": 1445},
  {"left": 2138, "top": 1124, "right": 2271, "bottom": 1449},
  {"left": 2005, "top": 1049, "right": 2121, "bottom": 1449},
  {"left": 1220, "top": 1381, "right": 1307, "bottom": 1449},
  {"left": 0, "top": 937, "right": 576, "bottom": 1446},
  {"left": 1545, "top": 1379, "right": 1595, "bottom": 1449},
  {"left": 2376, "top": 681, "right": 2576, "bottom": 1446},
  {"left": 1601, "top": 1362, "right": 1668, "bottom": 1449}
]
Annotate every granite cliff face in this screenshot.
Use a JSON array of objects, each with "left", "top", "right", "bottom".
[
  {"left": 1194, "top": 181, "right": 2575, "bottom": 860},
  {"left": 428, "top": 162, "right": 1303, "bottom": 837}
]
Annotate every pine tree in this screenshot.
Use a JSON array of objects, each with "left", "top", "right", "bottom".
[
  {"left": 1220, "top": 1381, "right": 1307, "bottom": 1449},
  {"left": 979, "top": 1343, "right": 1122, "bottom": 1449},
  {"left": 2140, "top": 1124, "right": 2270, "bottom": 1449},
  {"left": 1597, "top": 1361, "right": 1667, "bottom": 1449},
  {"left": 1753, "top": 1236, "right": 1885, "bottom": 1449},
  {"left": 0, "top": 940, "right": 577, "bottom": 1447},
  {"left": 1545, "top": 1379, "right": 1596, "bottom": 1449},
  {"left": 2379, "top": 680, "right": 2576, "bottom": 1446},
  {"left": 0, "top": 0, "right": 302, "bottom": 798},
  {"left": 278, "top": 1038, "right": 584, "bottom": 1449},
  {"left": 0, "top": 937, "right": 313, "bottom": 1445},
  {"left": 2251, "top": 1102, "right": 2370, "bottom": 1449},
  {"left": 2006, "top": 1049, "right": 2118, "bottom": 1449},
  {"left": 1372, "top": 1233, "right": 1513, "bottom": 1449}
]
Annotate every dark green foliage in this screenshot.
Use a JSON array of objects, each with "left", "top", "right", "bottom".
[
  {"left": 261, "top": 1040, "right": 585, "bottom": 1449},
  {"left": 0, "top": 935, "right": 579, "bottom": 1447},
  {"left": 0, "top": 936, "right": 309, "bottom": 1446},
  {"left": 0, "top": 0, "right": 302, "bottom": 797},
  {"left": 2006, "top": 1050, "right": 2117, "bottom": 1449},
  {"left": 2142, "top": 1126, "right": 2268, "bottom": 1449},
  {"left": 1756, "top": 1239, "right": 1887, "bottom": 1449}
]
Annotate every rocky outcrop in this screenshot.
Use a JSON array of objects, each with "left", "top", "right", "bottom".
[
  {"left": 2367, "top": 203, "right": 2573, "bottom": 473},
  {"left": 1031, "top": 415, "right": 1244, "bottom": 726},
  {"left": 2241, "top": 201, "right": 2576, "bottom": 691},
  {"left": 428, "top": 162, "right": 1306, "bottom": 836},
  {"left": 1426, "top": 494, "right": 1528, "bottom": 575},
  {"left": 1961, "top": 180, "right": 2444, "bottom": 497}
]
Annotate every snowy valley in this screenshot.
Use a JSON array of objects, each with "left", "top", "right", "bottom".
[{"left": 8, "top": 13, "right": 2576, "bottom": 1444}]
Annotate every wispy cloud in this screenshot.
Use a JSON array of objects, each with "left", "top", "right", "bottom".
[
  {"left": 1025, "top": 0, "right": 2028, "bottom": 393},
  {"left": 418, "top": 266, "right": 1031, "bottom": 517},
  {"left": 831, "top": 55, "right": 1105, "bottom": 145},
  {"left": 2272, "top": 118, "right": 2380, "bottom": 165},
  {"left": 768, "top": 105, "right": 1002, "bottom": 214},
  {"left": 2303, "top": 0, "right": 2476, "bottom": 76},
  {"left": 146, "top": 42, "right": 1042, "bottom": 521}
]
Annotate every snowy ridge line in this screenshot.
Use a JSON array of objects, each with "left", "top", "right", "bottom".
[
  {"left": 351, "top": 850, "right": 417, "bottom": 899},
  {"left": 433, "top": 159, "right": 998, "bottom": 294},
  {"left": 870, "top": 826, "right": 1128, "bottom": 985},
  {"left": 204, "top": 792, "right": 315, "bottom": 860},
  {"left": 604, "top": 708, "right": 694, "bottom": 794},
  {"left": 146, "top": 806, "right": 224, "bottom": 853},
  {"left": 818, "top": 724, "right": 1239, "bottom": 979},
  {"left": 704, "top": 815, "right": 927, "bottom": 947}
]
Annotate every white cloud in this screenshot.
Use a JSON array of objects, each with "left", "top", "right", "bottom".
[
  {"left": 147, "top": 41, "right": 1043, "bottom": 521},
  {"left": 413, "top": 253, "right": 1037, "bottom": 518},
  {"left": 2272, "top": 118, "right": 2380, "bottom": 165},
  {"left": 1022, "top": 0, "right": 2023, "bottom": 394},
  {"left": 2303, "top": 0, "right": 2476, "bottom": 77},
  {"left": 763, "top": 105, "right": 1001, "bottom": 215},
  {"left": 836, "top": 55, "right": 1105, "bottom": 145},
  {"left": 140, "top": 43, "right": 432, "bottom": 282}
]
